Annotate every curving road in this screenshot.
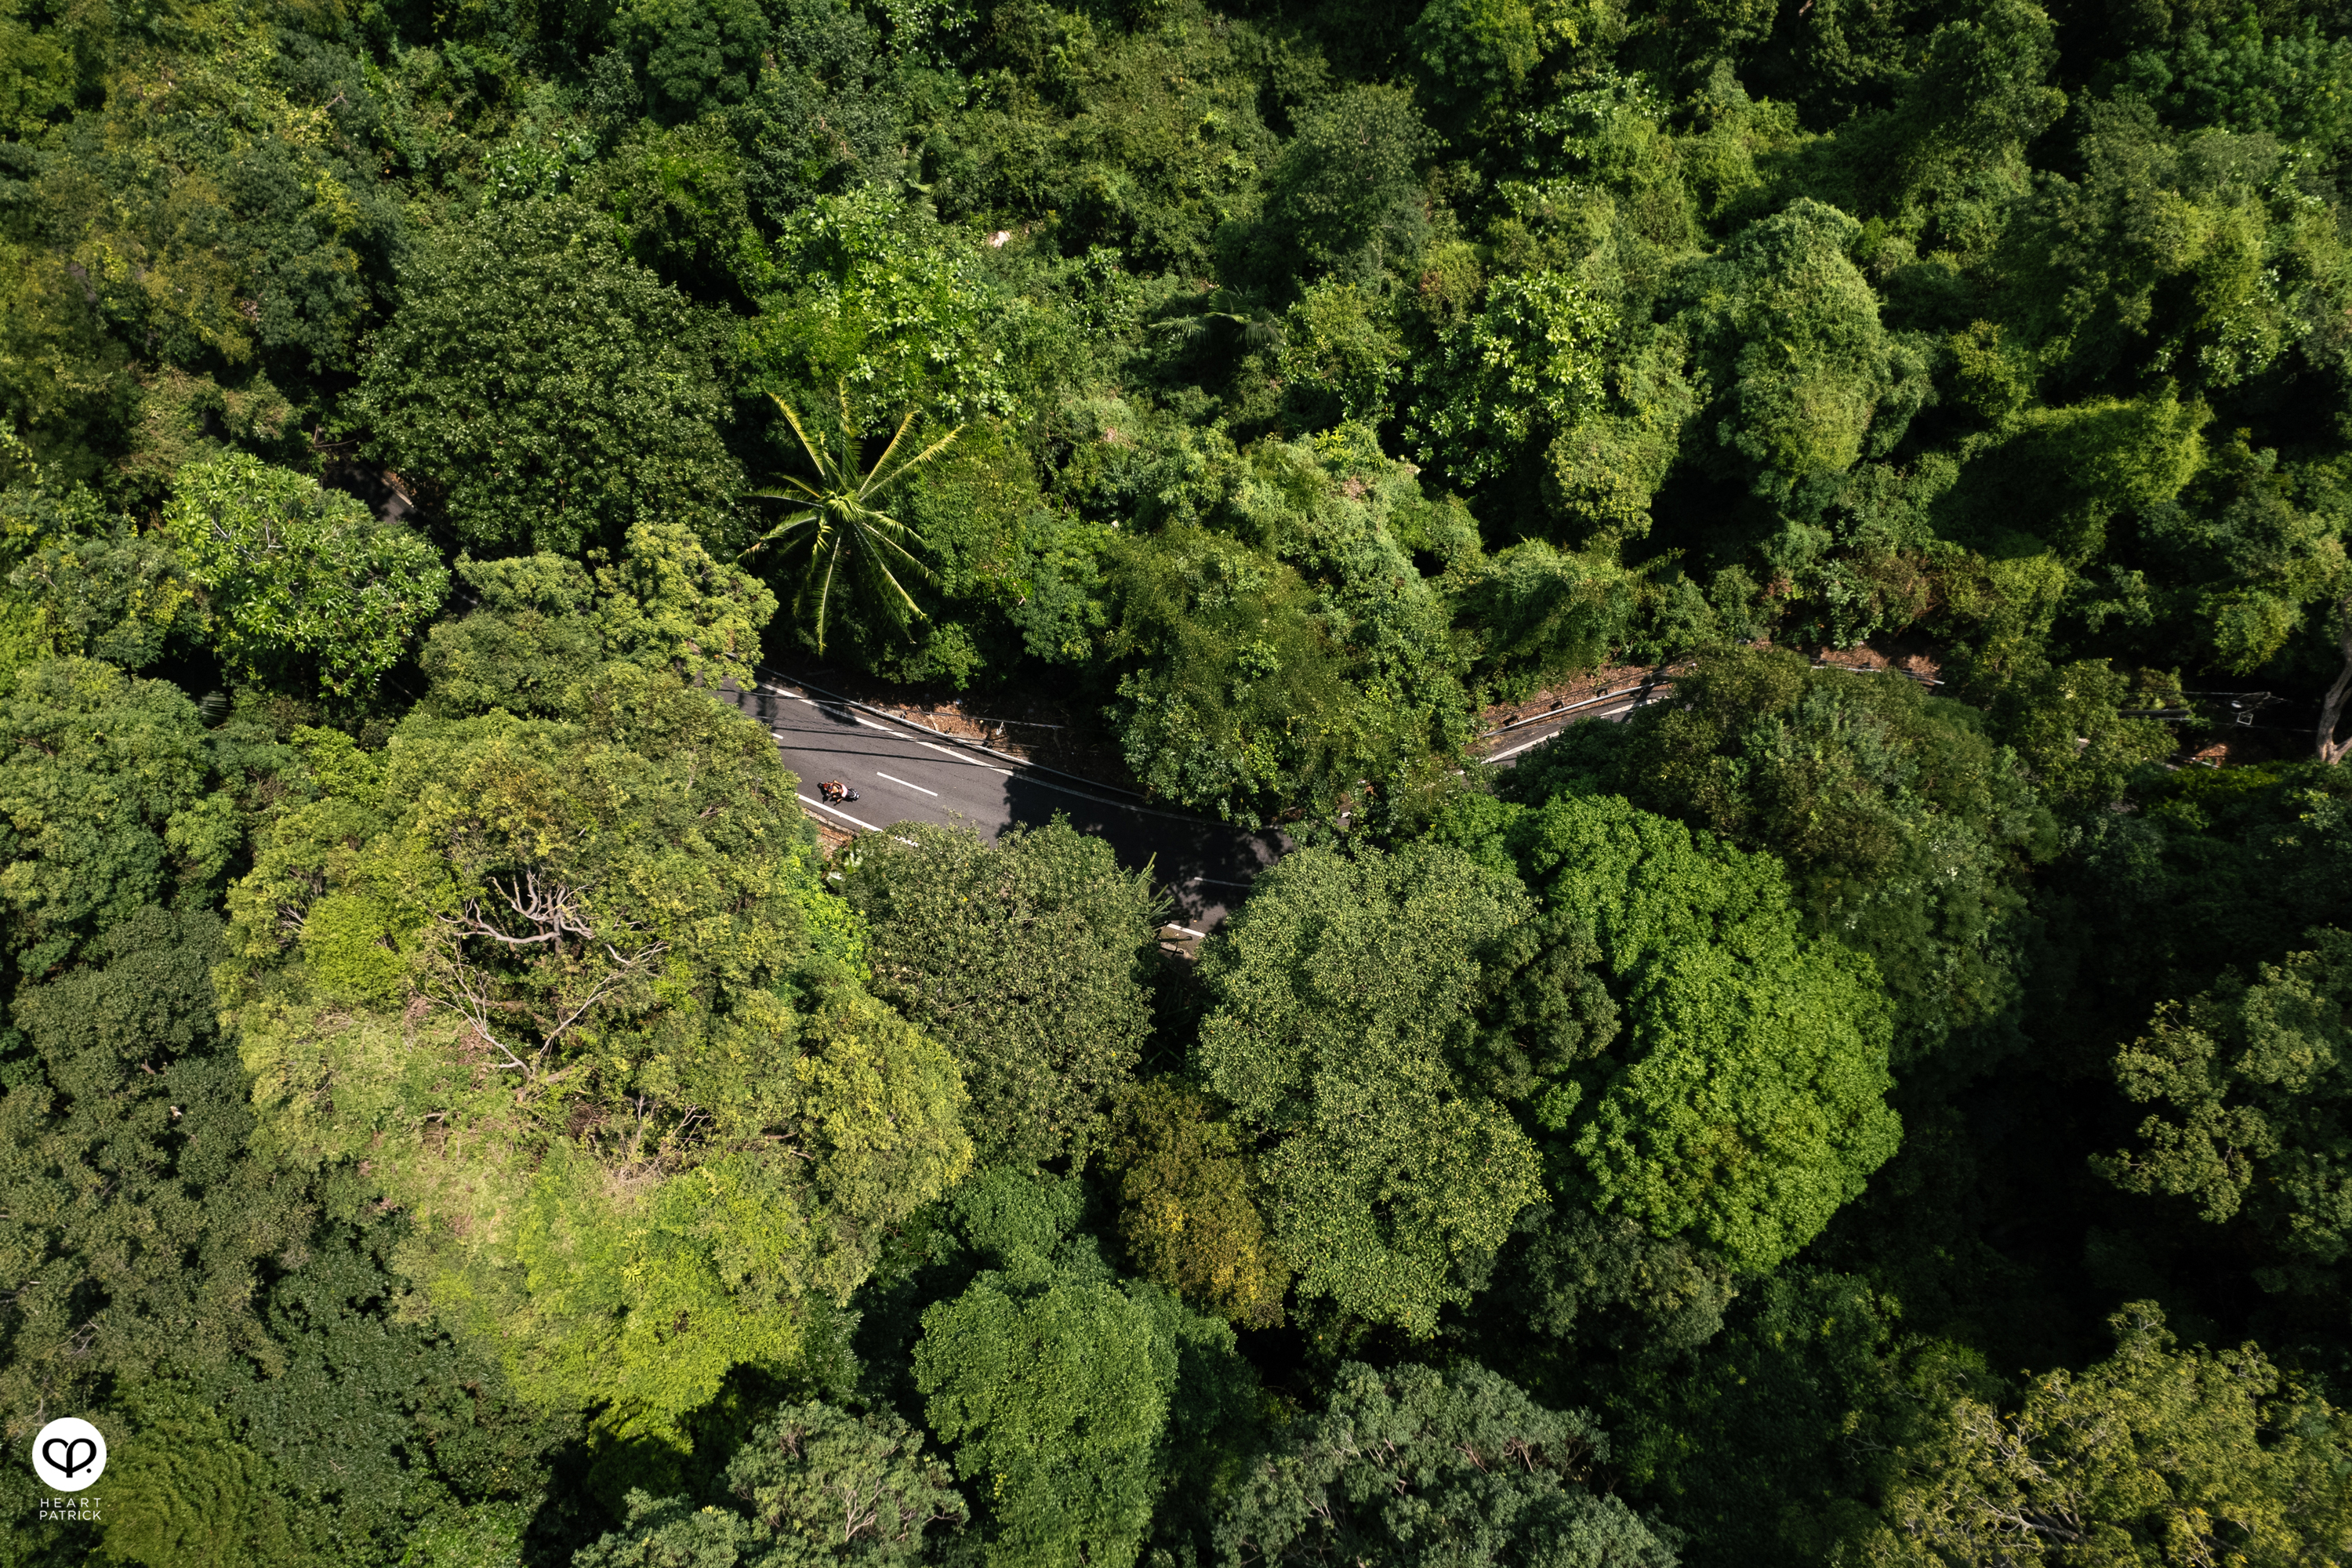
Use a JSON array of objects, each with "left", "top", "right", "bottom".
[
  {"left": 733, "top": 676, "right": 1283, "bottom": 934},
  {"left": 735, "top": 672, "right": 1670, "bottom": 933}
]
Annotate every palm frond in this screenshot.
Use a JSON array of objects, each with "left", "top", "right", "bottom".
[
  {"left": 768, "top": 394, "right": 831, "bottom": 479},
  {"left": 866, "top": 424, "right": 966, "bottom": 500},
  {"left": 746, "top": 385, "right": 962, "bottom": 654}
]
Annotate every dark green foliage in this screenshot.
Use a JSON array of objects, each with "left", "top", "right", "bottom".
[
  {"left": 1569, "top": 648, "right": 2059, "bottom": 1075},
  {"left": 2100, "top": 927, "right": 2352, "bottom": 1301},
  {"left": 1671, "top": 200, "right": 1928, "bottom": 506},
  {"left": 840, "top": 818, "right": 1161, "bottom": 1169},
  {"left": 17, "top": 0, "right": 2352, "bottom": 1559},
  {"left": 2127, "top": 14, "right": 2352, "bottom": 151},
  {"left": 575, "top": 1402, "right": 967, "bottom": 1566},
  {"left": 1466, "top": 1206, "right": 1737, "bottom": 1393},
  {"left": 1604, "top": 1270, "right": 1982, "bottom": 1568},
  {"left": 0, "top": 903, "right": 307, "bottom": 1431},
  {"left": 622, "top": 0, "right": 772, "bottom": 121},
  {"left": 1253, "top": 84, "right": 1433, "bottom": 285},
  {"left": 916, "top": 1273, "right": 1174, "bottom": 1566},
  {"left": 2026, "top": 761, "right": 2352, "bottom": 1094},
  {"left": 349, "top": 199, "right": 741, "bottom": 557},
  {"left": 737, "top": 194, "right": 1014, "bottom": 430},
  {"left": 1215, "top": 1360, "right": 1680, "bottom": 1567},
  {"left": 418, "top": 519, "right": 775, "bottom": 721},
  {"left": 728, "top": 0, "right": 905, "bottom": 226},
  {"left": 1, "top": 466, "right": 197, "bottom": 677}
]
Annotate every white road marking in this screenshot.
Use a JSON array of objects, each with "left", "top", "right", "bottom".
[
  {"left": 852, "top": 716, "right": 903, "bottom": 733},
  {"left": 874, "top": 771, "right": 938, "bottom": 797},
  {"left": 797, "top": 793, "right": 883, "bottom": 832},
  {"left": 916, "top": 740, "right": 1012, "bottom": 775},
  {"left": 1484, "top": 708, "right": 1633, "bottom": 762}
]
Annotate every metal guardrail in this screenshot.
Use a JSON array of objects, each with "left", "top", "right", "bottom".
[
  {"left": 1476, "top": 659, "right": 1939, "bottom": 744},
  {"left": 1479, "top": 676, "right": 1676, "bottom": 739}
]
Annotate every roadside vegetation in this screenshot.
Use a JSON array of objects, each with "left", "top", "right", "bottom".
[{"left": 9, "top": 0, "right": 2352, "bottom": 1563}]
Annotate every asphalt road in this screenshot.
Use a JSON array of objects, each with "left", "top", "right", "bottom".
[
  {"left": 737, "top": 672, "right": 1668, "bottom": 933},
  {"left": 733, "top": 677, "right": 1283, "bottom": 933},
  {"left": 1472, "top": 676, "right": 1674, "bottom": 764}
]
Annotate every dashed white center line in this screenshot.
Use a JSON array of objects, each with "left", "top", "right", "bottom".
[{"left": 874, "top": 771, "right": 938, "bottom": 797}]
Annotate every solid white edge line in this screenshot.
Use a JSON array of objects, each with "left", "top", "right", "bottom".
[
  {"left": 915, "top": 739, "right": 1012, "bottom": 774},
  {"left": 776, "top": 699, "right": 1208, "bottom": 826},
  {"left": 1484, "top": 708, "right": 1632, "bottom": 762},
  {"left": 1164, "top": 925, "right": 1210, "bottom": 939},
  {"left": 1484, "top": 732, "right": 1559, "bottom": 762},
  {"left": 797, "top": 793, "right": 884, "bottom": 833},
  {"left": 874, "top": 771, "right": 939, "bottom": 797}
]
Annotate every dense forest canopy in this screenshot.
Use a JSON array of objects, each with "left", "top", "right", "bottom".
[{"left": 10, "top": 0, "right": 2352, "bottom": 1562}]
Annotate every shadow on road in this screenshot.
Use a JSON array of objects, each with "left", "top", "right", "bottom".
[{"left": 735, "top": 682, "right": 1282, "bottom": 931}]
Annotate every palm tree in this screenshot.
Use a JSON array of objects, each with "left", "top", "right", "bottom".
[{"left": 740, "top": 387, "right": 963, "bottom": 655}]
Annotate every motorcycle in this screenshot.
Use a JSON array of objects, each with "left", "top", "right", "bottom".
[{"left": 818, "top": 780, "right": 860, "bottom": 804}]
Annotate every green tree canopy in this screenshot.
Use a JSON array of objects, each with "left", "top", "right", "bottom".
[
  {"left": 1671, "top": 198, "right": 1930, "bottom": 506},
  {"left": 1862, "top": 1302, "right": 2352, "bottom": 1566},
  {"left": 418, "top": 517, "right": 778, "bottom": 722},
  {"left": 1437, "top": 786, "right": 1902, "bottom": 1272},
  {"left": 2099, "top": 926, "right": 2352, "bottom": 1301},
  {"left": 1104, "top": 1079, "right": 1291, "bottom": 1330},
  {"left": 915, "top": 1275, "right": 1175, "bottom": 1568},
  {"left": 1551, "top": 647, "right": 2060, "bottom": 1074},
  {"left": 220, "top": 560, "right": 964, "bottom": 1446},
  {"left": 1595, "top": 1268, "right": 1977, "bottom": 1568},
  {"left": 2, "top": 455, "right": 197, "bottom": 682},
  {"left": 906, "top": 1170, "right": 1258, "bottom": 1568},
  {"left": 1107, "top": 433, "right": 1477, "bottom": 827},
  {"left": 0, "top": 903, "right": 310, "bottom": 1442},
  {"left": 736, "top": 191, "right": 1015, "bottom": 431},
  {"left": 162, "top": 452, "right": 448, "bottom": 699},
  {"left": 0, "top": 657, "right": 281, "bottom": 982},
  {"left": 840, "top": 817, "right": 1160, "bottom": 1170},
  {"left": 1255, "top": 84, "right": 1434, "bottom": 284},
  {"left": 1196, "top": 841, "right": 1545, "bottom": 1334},
  {"left": 575, "top": 1402, "right": 969, "bottom": 1567},
  {"left": 350, "top": 198, "right": 742, "bottom": 557},
  {"left": 1215, "top": 1360, "right": 1680, "bottom": 1568}
]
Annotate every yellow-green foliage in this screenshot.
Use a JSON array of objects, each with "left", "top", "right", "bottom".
[
  {"left": 1862, "top": 1303, "right": 2352, "bottom": 1566},
  {"left": 226, "top": 673, "right": 969, "bottom": 1445},
  {"left": 1940, "top": 390, "right": 2209, "bottom": 564},
  {"left": 1106, "top": 1080, "right": 1290, "bottom": 1329}
]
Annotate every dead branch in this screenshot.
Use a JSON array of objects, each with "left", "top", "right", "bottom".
[{"left": 2319, "top": 593, "right": 2352, "bottom": 764}]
